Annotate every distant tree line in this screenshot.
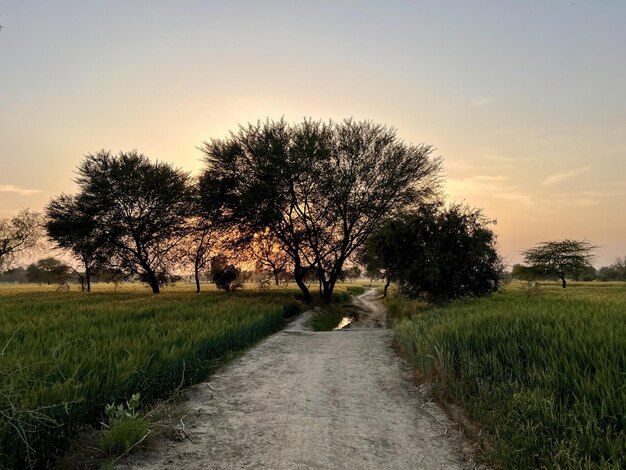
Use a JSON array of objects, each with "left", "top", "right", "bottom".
[{"left": 2, "top": 118, "right": 514, "bottom": 305}]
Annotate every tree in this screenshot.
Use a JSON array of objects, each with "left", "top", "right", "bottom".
[
  {"left": 172, "top": 186, "right": 222, "bottom": 293},
  {"left": 362, "top": 203, "right": 502, "bottom": 305},
  {"left": 597, "top": 256, "right": 626, "bottom": 282},
  {"left": 511, "top": 264, "right": 543, "bottom": 282},
  {"left": 199, "top": 118, "right": 441, "bottom": 303},
  {"left": 0, "top": 209, "right": 42, "bottom": 270},
  {"left": 177, "top": 218, "right": 219, "bottom": 293},
  {"left": 25, "top": 257, "right": 72, "bottom": 285},
  {"left": 247, "top": 228, "right": 292, "bottom": 286},
  {"left": 522, "top": 239, "right": 596, "bottom": 288},
  {"left": 45, "top": 194, "right": 106, "bottom": 292},
  {"left": 61, "top": 150, "right": 194, "bottom": 293}
]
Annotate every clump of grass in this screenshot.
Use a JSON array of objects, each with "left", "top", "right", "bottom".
[
  {"left": 346, "top": 285, "right": 365, "bottom": 295},
  {"left": 100, "top": 392, "right": 149, "bottom": 457},
  {"left": 101, "top": 417, "right": 150, "bottom": 456},
  {"left": 307, "top": 308, "right": 344, "bottom": 331},
  {"left": 393, "top": 282, "right": 626, "bottom": 469}
]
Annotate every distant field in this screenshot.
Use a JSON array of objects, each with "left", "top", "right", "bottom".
[
  {"left": 0, "top": 283, "right": 302, "bottom": 467},
  {"left": 391, "top": 282, "right": 626, "bottom": 469}
]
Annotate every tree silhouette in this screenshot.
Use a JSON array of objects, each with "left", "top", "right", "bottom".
[
  {"left": 58, "top": 150, "right": 194, "bottom": 293},
  {"left": 362, "top": 203, "right": 502, "bottom": 304},
  {"left": 200, "top": 118, "right": 441, "bottom": 303},
  {"left": 522, "top": 239, "right": 596, "bottom": 288}
]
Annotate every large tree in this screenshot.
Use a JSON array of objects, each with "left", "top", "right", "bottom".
[
  {"left": 362, "top": 203, "right": 502, "bottom": 305},
  {"left": 522, "top": 239, "right": 596, "bottom": 288},
  {"left": 65, "top": 150, "right": 194, "bottom": 293},
  {"left": 45, "top": 194, "right": 105, "bottom": 292},
  {"left": 199, "top": 118, "right": 441, "bottom": 303},
  {"left": 25, "top": 257, "right": 72, "bottom": 285},
  {"left": 0, "top": 209, "right": 42, "bottom": 270}
]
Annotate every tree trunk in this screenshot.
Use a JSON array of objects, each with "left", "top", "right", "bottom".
[
  {"left": 80, "top": 277, "right": 85, "bottom": 292},
  {"left": 86, "top": 267, "right": 91, "bottom": 292},
  {"left": 383, "top": 278, "right": 390, "bottom": 297},
  {"left": 146, "top": 270, "right": 160, "bottom": 294},
  {"left": 322, "top": 277, "right": 337, "bottom": 304},
  {"left": 294, "top": 265, "right": 312, "bottom": 302},
  {"left": 273, "top": 271, "right": 280, "bottom": 286},
  {"left": 195, "top": 265, "right": 201, "bottom": 293},
  {"left": 561, "top": 274, "right": 567, "bottom": 288}
]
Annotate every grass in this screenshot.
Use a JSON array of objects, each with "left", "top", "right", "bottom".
[
  {"left": 0, "top": 283, "right": 301, "bottom": 468},
  {"left": 392, "top": 281, "right": 626, "bottom": 469},
  {"left": 306, "top": 285, "right": 364, "bottom": 331},
  {"left": 307, "top": 309, "right": 345, "bottom": 331}
]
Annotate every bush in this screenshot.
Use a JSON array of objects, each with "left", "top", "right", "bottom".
[
  {"left": 210, "top": 255, "right": 245, "bottom": 291},
  {"left": 363, "top": 203, "right": 502, "bottom": 305},
  {"left": 101, "top": 417, "right": 150, "bottom": 456}
]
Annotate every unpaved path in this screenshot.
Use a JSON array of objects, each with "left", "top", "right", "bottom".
[{"left": 120, "top": 290, "right": 474, "bottom": 469}]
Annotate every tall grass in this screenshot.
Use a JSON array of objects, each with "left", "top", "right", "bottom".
[
  {"left": 0, "top": 284, "right": 298, "bottom": 468},
  {"left": 393, "top": 282, "right": 626, "bottom": 469}
]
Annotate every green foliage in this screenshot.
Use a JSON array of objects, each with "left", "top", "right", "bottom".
[
  {"left": 346, "top": 285, "right": 365, "bottom": 295},
  {"left": 68, "top": 150, "right": 195, "bottom": 293},
  {"left": 105, "top": 392, "right": 141, "bottom": 422},
  {"left": 364, "top": 203, "right": 502, "bottom": 305},
  {"left": 101, "top": 417, "right": 149, "bottom": 456},
  {"left": 0, "top": 286, "right": 293, "bottom": 467},
  {"left": 522, "top": 239, "right": 597, "bottom": 288},
  {"left": 393, "top": 283, "right": 626, "bottom": 468},
  {"left": 308, "top": 309, "right": 344, "bottom": 331},
  {"left": 46, "top": 194, "right": 106, "bottom": 291},
  {"left": 101, "top": 393, "right": 149, "bottom": 456},
  {"left": 25, "top": 257, "right": 73, "bottom": 285}
]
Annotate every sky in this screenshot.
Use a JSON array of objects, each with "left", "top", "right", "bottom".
[{"left": 1, "top": 0, "right": 625, "bottom": 267}]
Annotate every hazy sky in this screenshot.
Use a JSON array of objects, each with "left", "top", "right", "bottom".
[{"left": 1, "top": 1, "right": 624, "bottom": 266}]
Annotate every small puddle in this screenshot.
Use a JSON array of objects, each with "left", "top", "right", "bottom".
[{"left": 334, "top": 317, "right": 353, "bottom": 330}]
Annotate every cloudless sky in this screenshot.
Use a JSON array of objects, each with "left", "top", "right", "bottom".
[{"left": 1, "top": 0, "right": 625, "bottom": 266}]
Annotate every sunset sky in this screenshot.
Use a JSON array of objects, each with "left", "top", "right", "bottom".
[{"left": 1, "top": 1, "right": 624, "bottom": 267}]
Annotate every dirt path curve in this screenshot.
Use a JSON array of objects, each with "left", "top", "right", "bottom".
[{"left": 120, "top": 290, "right": 473, "bottom": 469}]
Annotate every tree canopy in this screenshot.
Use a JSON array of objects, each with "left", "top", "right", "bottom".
[
  {"left": 70, "top": 150, "right": 194, "bottom": 293},
  {"left": 362, "top": 203, "right": 502, "bottom": 305},
  {"left": 25, "top": 257, "right": 72, "bottom": 285},
  {"left": 199, "top": 118, "right": 441, "bottom": 302},
  {"left": 46, "top": 194, "right": 105, "bottom": 292},
  {"left": 521, "top": 239, "right": 596, "bottom": 288}
]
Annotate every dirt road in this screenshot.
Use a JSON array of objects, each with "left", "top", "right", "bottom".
[{"left": 120, "top": 290, "right": 473, "bottom": 469}]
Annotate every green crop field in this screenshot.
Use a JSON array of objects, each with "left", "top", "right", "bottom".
[
  {"left": 0, "top": 283, "right": 302, "bottom": 468},
  {"left": 391, "top": 282, "right": 626, "bottom": 469}
]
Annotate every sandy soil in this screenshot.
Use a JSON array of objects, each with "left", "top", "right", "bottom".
[{"left": 119, "top": 290, "right": 476, "bottom": 469}]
